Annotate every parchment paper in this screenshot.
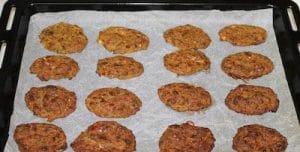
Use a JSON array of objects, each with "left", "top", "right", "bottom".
[{"left": 4, "top": 9, "right": 300, "bottom": 152}]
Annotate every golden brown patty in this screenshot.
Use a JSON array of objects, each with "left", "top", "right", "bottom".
[
  {"left": 85, "top": 87, "right": 142, "bottom": 118},
  {"left": 71, "top": 121, "right": 136, "bottom": 152},
  {"left": 221, "top": 51, "right": 273, "bottom": 80},
  {"left": 159, "top": 121, "right": 215, "bottom": 152},
  {"left": 97, "top": 55, "right": 144, "bottom": 80},
  {"left": 158, "top": 83, "right": 212, "bottom": 112},
  {"left": 97, "top": 26, "right": 149, "bottom": 54},
  {"left": 14, "top": 123, "right": 67, "bottom": 152},
  {"left": 233, "top": 124, "right": 288, "bottom": 152},
  {"left": 25, "top": 85, "right": 76, "bottom": 122},
  {"left": 30, "top": 55, "right": 79, "bottom": 81},
  {"left": 40, "top": 22, "right": 88, "bottom": 54},
  {"left": 163, "top": 24, "right": 211, "bottom": 49},
  {"left": 163, "top": 49, "right": 210, "bottom": 75},
  {"left": 225, "top": 85, "right": 279, "bottom": 115},
  {"left": 219, "top": 24, "right": 267, "bottom": 46}
]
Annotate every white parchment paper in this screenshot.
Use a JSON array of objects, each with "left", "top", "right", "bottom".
[{"left": 4, "top": 9, "right": 300, "bottom": 152}]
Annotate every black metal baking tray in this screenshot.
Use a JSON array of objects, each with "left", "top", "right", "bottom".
[{"left": 0, "top": 0, "right": 300, "bottom": 151}]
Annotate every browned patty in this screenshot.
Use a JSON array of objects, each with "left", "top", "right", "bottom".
[
  {"left": 71, "top": 121, "right": 136, "bottom": 152},
  {"left": 85, "top": 87, "right": 142, "bottom": 118},
  {"left": 221, "top": 51, "right": 273, "bottom": 80},
  {"left": 159, "top": 121, "right": 215, "bottom": 152},
  {"left": 14, "top": 123, "right": 67, "bottom": 152},
  {"left": 97, "top": 55, "right": 144, "bottom": 80},
  {"left": 30, "top": 55, "right": 79, "bottom": 81},
  {"left": 158, "top": 83, "right": 212, "bottom": 112},
  {"left": 97, "top": 26, "right": 149, "bottom": 54},
  {"left": 163, "top": 24, "right": 211, "bottom": 49},
  {"left": 233, "top": 124, "right": 288, "bottom": 152},
  {"left": 40, "top": 22, "right": 88, "bottom": 54},
  {"left": 219, "top": 24, "right": 267, "bottom": 46},
  {"left": 225, "top": 85, "right": 279, "bottom": 115},
  {"left": 25, "top": 85, "right": 76, "bottom": 122},
  {"left": 164, "top": 49, "right": 210, "bottom": 75}
]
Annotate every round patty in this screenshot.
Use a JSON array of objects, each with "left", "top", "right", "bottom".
[
  {"left": 97, "top": 26, "right": 149, "bottom": 54},
  {"left": 71, "top": 121, "right": 136, "bottom": 152},
  {"left": 233, "top": 124, "right": 288, "bottom": 152},
  {"left": 14, "top": 123, "right": 67, "bottom": 152},
  {"left": 221, "top": 51, "right": 273, "bottom": 80},
  {"left": 225, "top": 85, "right": 279, "bottom": 115},
  {"left": 30, "top": 55, "right": 79, "bottom": 81},
  {"left": 86, "top": 87, "right": 142, "bottom": 118},
  {"left": 25, "top": 85, "right": 76, "bottom": 122},
  {"left": 40, "top": 22, "right": 88, "bottom": 54},
  {"left": 159, "top": 121, "right": 215, "bottom": 152},
  {"left": 164, "top": 49, "right": 210, "bottom": 75},
  {"left": 163, "top": 24, "right": 211, "bottom": 49},
  {"left": 97, "top": 55, "right": 144, "bottom": 80},
  {"left": 219, "top": 24, "right": 267, "bottom": 46},
  {"left": 158, "top": 83, "right": 212, "bottom": 112}
]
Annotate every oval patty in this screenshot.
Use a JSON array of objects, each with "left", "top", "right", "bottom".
[
  {"left": 14, "top": 123, "right": 67, "bottom": 152},
  {"left": 30, "top": 55, "right": 79, "bottom": 81},
  {"left": 164, "top": 49, "right": 210, "bottom": 75},
  {"left": 71, "top": 121, "right": 136, "bottom": 152},
  {"left": 221, "top": 51, "right": 273, "bottom": 80},
  {"left": 85, "top": 87, "right": 142, "bottom": 118},
  {"left": 25, "top": 85, "right": 76, "bottom": 122},
  {"left": 97, "top": 56, "right": 144, "bottom": 80},
  {"left": 225, "top": 85, "right": 279, "bottom": 115},
  {"left": 219, "top": 24, "right": 267, "bottom": 46},
  {"left": 98, "top": 26, "right": 149, "bottom": 54},
  {"left": 158, "top": 83, "right": 212, "bottom": 112},
  {"left": 159, "top": 121, "right": 215, "bottom": 152},
  {"left": 233, "top": 124, "right": 288, "bottom": 152},
  {"left": 40, "top": 22, "right": 88, "bottom": 54},
  {"left": 163, "top": 24, "right": 211, "bottom": 49}
]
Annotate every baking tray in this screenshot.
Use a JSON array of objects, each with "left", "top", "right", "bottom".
[{"left": 0, "top": 0, "right": 300, "bottom": 151}]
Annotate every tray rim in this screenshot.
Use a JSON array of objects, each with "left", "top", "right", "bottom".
[{"left": 0, "top": 1, "right": 300, "bottom": 151}]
